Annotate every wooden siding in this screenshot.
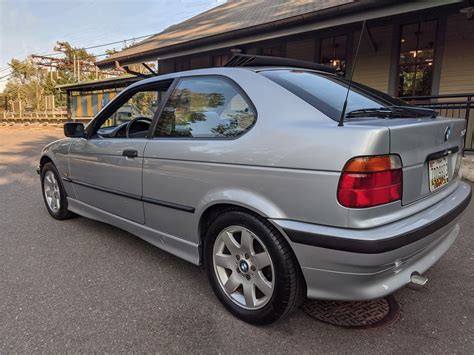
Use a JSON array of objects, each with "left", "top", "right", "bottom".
[
  {"left": 71, "top": 91, "right": 118, "bottom": 118},
  {"left": 286, "top": 38, "right": 315, "bottom": 61},
  {"left": 246, "top": 47, "right": 259, "bottom": 55},
  {"left": 190, "top": 56, "right": 211, "bottom": 69},
  {"left": 439, "top": 13, "right": 474, "bottom": 94},
  {"left": 352, "top": 25, "right": 392, "bottom": 93},
  {"left": 158, "top": 59, "right": 174, "bottom": 74}
]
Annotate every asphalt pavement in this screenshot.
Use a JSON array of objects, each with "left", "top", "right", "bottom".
[{"left": 0, "top": 127, "right": 473, "bottom": 353}]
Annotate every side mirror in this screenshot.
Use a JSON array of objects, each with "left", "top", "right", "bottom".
[{"left": 64, "top": 122, "right": 86, "bottom": 138}]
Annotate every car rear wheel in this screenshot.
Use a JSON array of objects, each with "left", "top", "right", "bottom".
[
  {"left": 41, "top": 162, "right": 75, "bottom": 220},
  {"left": 204, "top": 209, "right": 305, "bottom": 325}
]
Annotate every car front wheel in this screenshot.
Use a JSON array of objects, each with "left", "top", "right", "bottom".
[
  {"left": 204, "top": 210, "right": 305, "bottom": 325},
  {"left": 41, "top": 162, "right": 75, "bottom": 220}
]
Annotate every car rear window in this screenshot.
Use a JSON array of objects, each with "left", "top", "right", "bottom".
[
  {"left": 154, "top": 77, "right": 256, "bottom": 138},
  {"left": 260, "top": 69, "right": 407, "bottom": 121}
]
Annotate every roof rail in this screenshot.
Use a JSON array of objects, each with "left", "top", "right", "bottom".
[{"left": 224, "top": 54, "right": 336, "bottom": 74}]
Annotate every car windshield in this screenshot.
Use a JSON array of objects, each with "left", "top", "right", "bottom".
[{"left": 260, "top": 69, "right": 410, "bottom": 121}]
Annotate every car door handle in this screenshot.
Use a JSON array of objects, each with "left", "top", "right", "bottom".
[{"left": 122, "top": 149, "right": 138, "bottom": 158}]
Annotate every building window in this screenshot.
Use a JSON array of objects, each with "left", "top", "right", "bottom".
[
  {"left": 397, "top": 20, "right": 437, "bottom": 97},
  {"left": 320, "top": 35, "right": 347, "bottom": 76},
  {"left": 261, "top": 44, "right": 285, "bottom": 57}
]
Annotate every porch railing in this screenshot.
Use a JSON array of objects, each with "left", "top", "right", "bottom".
[{"left": 402, "top": 93, "right": 473, "bottom": 151}]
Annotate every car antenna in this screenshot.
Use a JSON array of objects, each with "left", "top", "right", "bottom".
[{"left": 338, "top": 20, "right": 367, "bottom": 127}]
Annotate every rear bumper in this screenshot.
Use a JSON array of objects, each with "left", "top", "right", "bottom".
[{"left": 270, "top": 181, "right": 471, "bottom": 301}]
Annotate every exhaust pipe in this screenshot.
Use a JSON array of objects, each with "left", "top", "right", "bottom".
[{"left": 410, "top": 273, "right": 429, "bottom": 286}]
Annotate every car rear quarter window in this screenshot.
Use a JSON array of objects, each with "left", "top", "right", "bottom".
[
  {"left": 260, "top": 69, "right": 406, "bottom": 121},
  {"left": 154, "top": 77, "right": 256, "bottom": 138}
]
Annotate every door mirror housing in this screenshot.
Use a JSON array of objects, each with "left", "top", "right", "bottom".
[{"left": 64, "top": 122, "right": 86, "bottom": 138}]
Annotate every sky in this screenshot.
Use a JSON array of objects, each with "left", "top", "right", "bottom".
[{"left": 0, "top": 0, "right": 225, "bottom": 91}]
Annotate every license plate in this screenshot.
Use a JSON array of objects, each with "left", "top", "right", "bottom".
[{"left": 428, "top": 156, "right": 449, "bottom": 192}]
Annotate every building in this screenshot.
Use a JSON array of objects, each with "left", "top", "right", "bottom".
[
  {"left": 57, "top": 75, "right": 148, "bottom": 122},
  {"left": 94, "top": 0, "right": 474, "bottom": 149}
]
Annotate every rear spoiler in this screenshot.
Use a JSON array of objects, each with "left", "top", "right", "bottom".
[{"left": 224, "top": 54, "right": 336, "bottom": 74}]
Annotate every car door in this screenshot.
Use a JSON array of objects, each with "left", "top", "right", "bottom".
[
  {"left": 68, "top": 81, "right": 172, "bottom": 223},
  {"left": 142, "top": 76, "right": 257, "bottom": 241}
]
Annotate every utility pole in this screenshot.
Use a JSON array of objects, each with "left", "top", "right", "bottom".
[
  {"left": 73, "top": 54, "right": 77, "bottom": 81},
  {"left": 35, "top": 66, "right": 40, "bottom": 110},
  {"left": 31, "top": 54, "right": 122, "bottom": 82}
]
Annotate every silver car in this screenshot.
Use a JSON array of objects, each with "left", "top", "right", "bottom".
[{"left": 38, "top": 59, "right": 471, "bottom": 324}]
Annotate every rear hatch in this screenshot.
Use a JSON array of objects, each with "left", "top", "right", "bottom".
[
  {"left": 353, "top": 116, "right": 466, "bottom": 205},
  {"left": 388, "top": 117, "right": 465, "bottom": 204},
  {"left": 259, "top": 68, "right": 466, "bottom": 205}
]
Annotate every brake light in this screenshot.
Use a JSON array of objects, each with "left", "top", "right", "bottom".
[{"left": 337, "top": 155, "right": 402, "bottom": 208}]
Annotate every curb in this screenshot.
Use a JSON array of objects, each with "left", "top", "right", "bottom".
[{"left": 460, "top": 156, "right": 474, "bottom": 182}]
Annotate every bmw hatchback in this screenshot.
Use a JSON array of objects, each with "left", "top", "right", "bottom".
[{"left": 39, "top": 55, "right": 471, "bottom": 324}]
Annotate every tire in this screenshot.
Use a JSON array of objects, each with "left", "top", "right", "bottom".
[
  {"left": 204, "top": 209, "right": 305, "bottom": 325},
  {"left": 40, "top": 162, "right": 75, "bottom": 220}
]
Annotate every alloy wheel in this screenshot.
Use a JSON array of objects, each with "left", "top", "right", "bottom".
[
  {"left": 213, "top": 225, "right": 274, "bottom": 310},
  {"left": 43, "top": 170, "right": 61, "bottom": 212}
]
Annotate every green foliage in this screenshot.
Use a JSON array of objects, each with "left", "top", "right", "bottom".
[
  {"left": 4, "top": 58, "right": 47, "bottom": 110},
  {"left": 169, "top": 89, "right": 226, "bottom": 123},
  {"left": 2, "top": 40, "right": 156, "bottom": 111},
  {"left": 3, "top": 41, "right": 97, "bottom": 110},
  {"left": 0, "top": 92, "right": 6, "bottom": 110},
  {"left": 129, "top": 91, "right": 158, "bottom": 116}
]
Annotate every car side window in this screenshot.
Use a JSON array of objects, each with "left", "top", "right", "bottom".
[
  {"left": 99, "top": 90, "right": 159, "bottom": 128},
  {"left": 96, "top": 88, "right": 167, "bottom": 138},
  {"left": 154, "top": 77, "right": 256, "bottom": 138}
]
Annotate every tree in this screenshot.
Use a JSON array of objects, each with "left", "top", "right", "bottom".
[
  {"left": 0, "top": 92, "right": 6, "bottom": 111},
  {"left": 54, "top": 41, "right": 97, "bottom": 83},
  {"left": 3, "top": 41, "right": 97, "bottom": 110},
  {"left": 4, "top": 58, "right": 46, "bottom": 111},
  {"left": 2, "top": 40, "right": 156, "bottom": 111}
]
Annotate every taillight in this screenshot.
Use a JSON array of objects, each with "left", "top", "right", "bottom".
[{"left": 337, "top": 155, "right": 402, "bottom": 208}]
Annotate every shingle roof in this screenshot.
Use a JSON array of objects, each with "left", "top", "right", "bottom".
[{"left": 96, "top": 0, "right": 355, "bottom": 68}]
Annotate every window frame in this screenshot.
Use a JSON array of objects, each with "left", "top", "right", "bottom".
[
  {"left": 85, "top": 79, "right": 176, "bottom": 139},
  {"left": 319, "top": 34, "right": 348, "bottom": 77},
  {"left": 149, "top": 74, "right": 258, "bottom": 141},
  {"left": 396, "top": 20, "right": 438, "bottom": 97}
]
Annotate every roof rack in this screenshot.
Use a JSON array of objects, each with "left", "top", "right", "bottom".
[{"left": 224, "top": 54, "right": 336, "bottom": 74}]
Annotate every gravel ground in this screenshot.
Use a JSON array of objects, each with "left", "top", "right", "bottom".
[{"left": 1, "top": 127, "right": 473, "bottom": 353}]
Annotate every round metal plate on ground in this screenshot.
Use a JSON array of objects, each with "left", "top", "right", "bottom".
[{"left": 301, "top": 296, "right": 400, "bottom": 329}]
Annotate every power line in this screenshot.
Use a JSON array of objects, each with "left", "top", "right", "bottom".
[
  {"left": 1, "top": 49, "right": 124, "bottom": 82},
  {"left": 1, "top": 1, "right": 222, "bottom": 81},
  {"left": 0, "top": 46, "right": 70, "bottom": 75},
  {"left": 0, "top": 72, "right": 12, "bottom": 80},
  {"left": 1, "top": 32, "right": 158, "bottom": 84},
  {"left": 35, "top": 32, "right": 156, "bottom": 57}
]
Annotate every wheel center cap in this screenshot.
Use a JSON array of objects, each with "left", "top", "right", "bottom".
[{"left": 239, "top": 260, "right": 249, "bottom": 273}]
